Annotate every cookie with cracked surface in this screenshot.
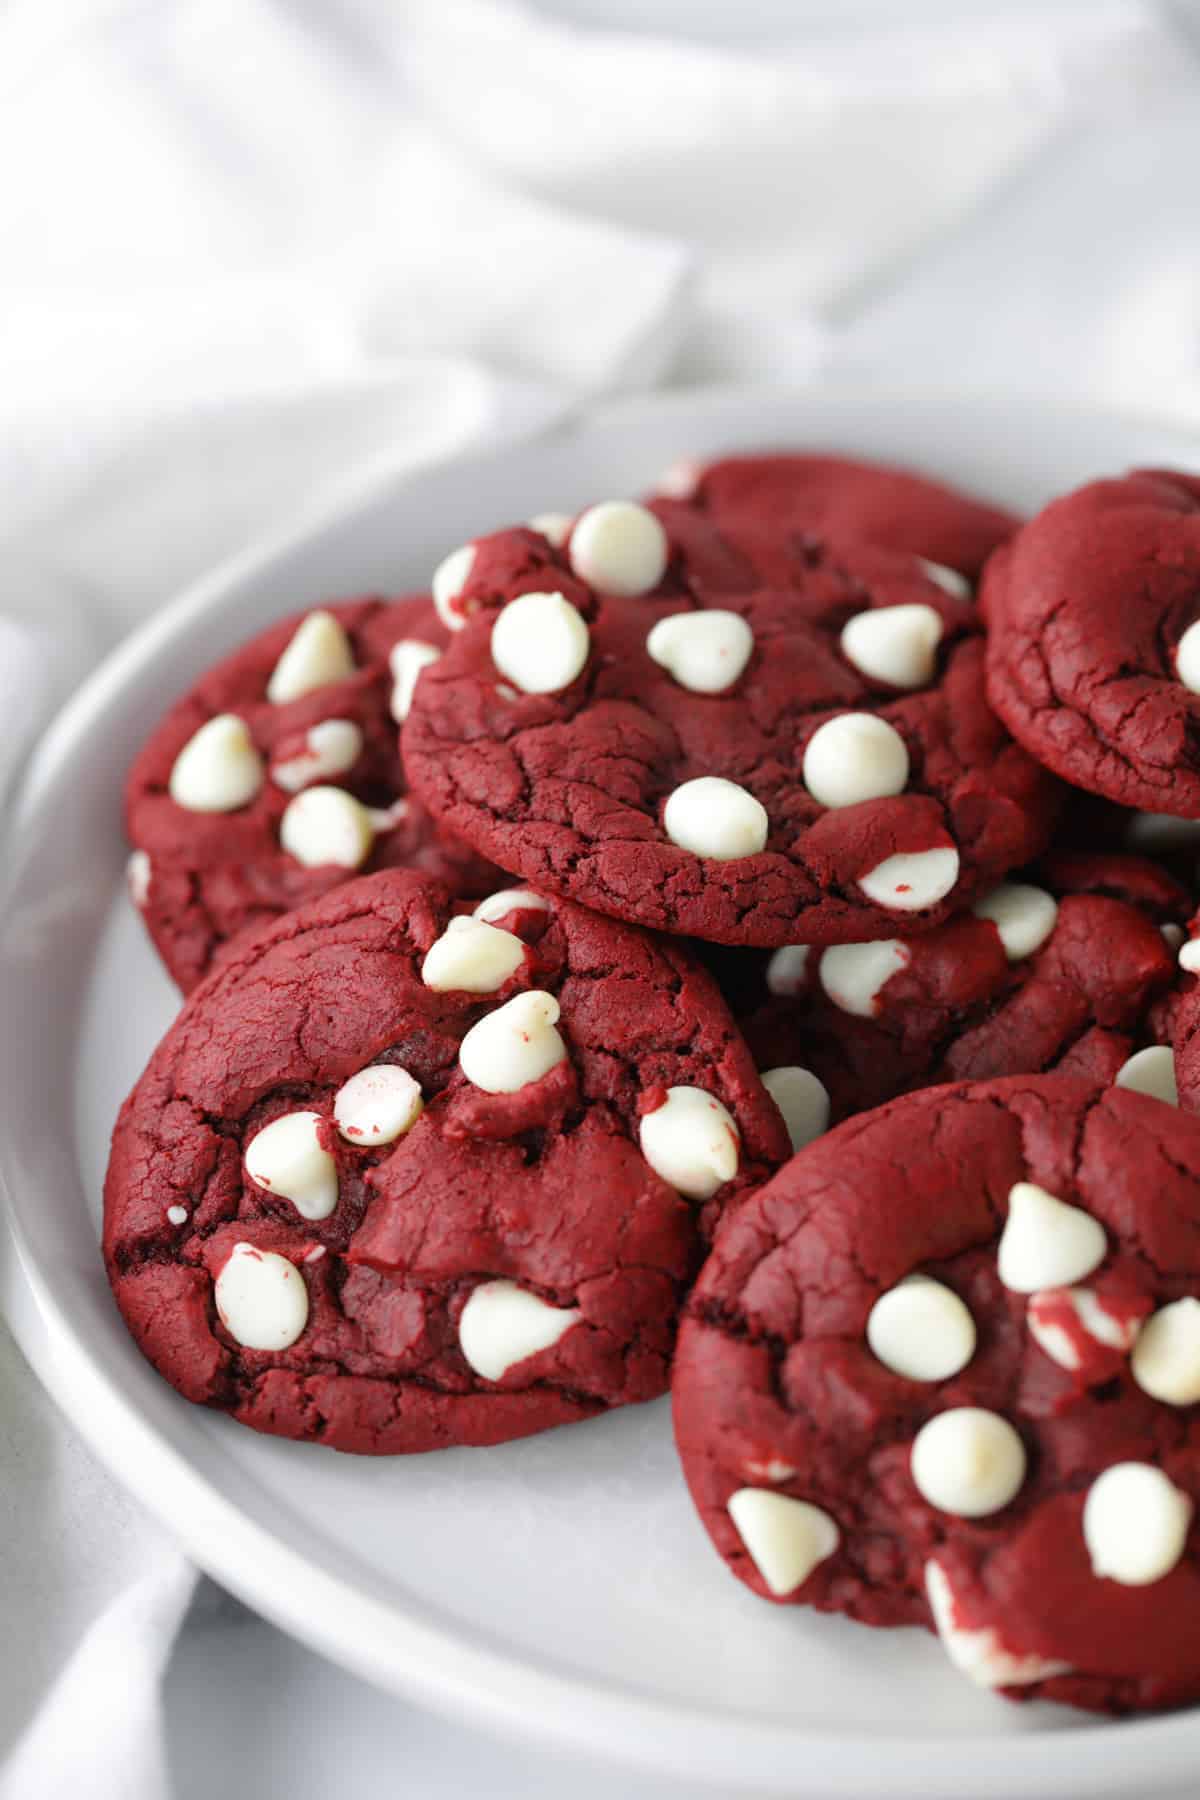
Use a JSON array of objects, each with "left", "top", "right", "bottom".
[
  {"left": 713, "top": 851, "right": 1188, "bottom": 1145},
  {"left": 402, "top": 536, "right": 1061, "bottom": 948},
  {"left": 984, "top": 469, "right": 1200, "bottom": 817},
  {"left": 125, "top": 596, "right": 500, "bottom": 992},
  {"left": 104, "top": 869, "right": 789, "bottom": 1453},
  {"left": 425, "top": 498, "right": 759, "bottom": 639},
  {"left": 1165, "top": 900, "right": 1200, "bottom": 1113},
  {"left": 672, "top": 1074, "right": 1200, "bottom": 1713},
  {"left": 648, "top": 450, "right": 1018, "bottom": 587}
]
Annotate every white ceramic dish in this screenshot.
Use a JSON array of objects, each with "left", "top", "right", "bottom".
[{"left": 3, "top": 387, "right": 1199, "bottom": 1799}]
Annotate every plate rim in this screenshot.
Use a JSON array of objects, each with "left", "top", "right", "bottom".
[{"left": 5, "top": 380, "right": 1200, "bottom": 1796}]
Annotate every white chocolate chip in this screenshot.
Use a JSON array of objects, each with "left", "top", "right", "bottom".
[
  {"left": 1083, "top": 1463, "right": 1192, "bottom": 1586},
  {"left": 527, "top": 511, "right": 572, "bottom": 547},
  {"left": 244, "top": 1111, "right": 338, "bottom": 1221},
  {"left": 818, "top": 940, "right": 910, "bottom": 1017},
  {"left": 388, "top": 639, "right": 441, "bottom": 723},
  {"left": 458, "top": 1279, "right": 580, "bottom": 1380},
  {"left": 214, "top": 1242, "right": 309, "bottom": 1351},
  {"left": 858, "top": 846, "right": 960, "bottom": 913},
  {"left": 472, "top": 888, "right": 552, "bottom": 926},
  {"left": 760, "top": 1066, "right": 830, "bottom": 1153},
  {"left": 726, "top": 1489, "right": 839, "bottom": 1597},
  {"left": 1174, "top": 619, "right": 1200, "bottom": 694},
  {"left": 1023, "top": 1305, "right": 1081, "bottom": 1373},
  {"left": 802, "top": 712, "right": 910, "bottom": 810},
  {"left": 368, "top": 797, "right": 409, "bottom": 833},
  {"left": 998, "top": 1181, "right": 1107, "bottom": 1295},
  {"left": 266, "top": 610, "right": 356, "bottom": 704},
  {"left": 127, "top": 850, "right": 151, "bottom": 908},
  {"left": 168, "top": 714, "right": 264, "bottom": 814},
  {"left": 422, "top": 916, "right": 525, "bottom": 994},
  {"left": 839, "top": 604, "right": 943, "bottom": 690},
  {"left": 1180, "top": 938, "right": 1200, "bottom": 975},
  {"left": 459, "top": 990, "right": 567, "bottom": 1094},
  {"left": 569, "top": 500, "right": 668, "bottom": 596},
  {"left": 765, "top": 944, "right": 811, "bottom": 996},
  {"left": 1131, "top": 1297, "right": 1200, "bottom": 1405},
  {"left": 638, "top": 1085, "right": 739, "bottom": 1200},
  {"left": 1027, "top": 1286, "right": 1142, "bottom": 1371},
  {"left": 910, "top": 1407, "right": 1027, "bottom": 1517},
  {"left": 867, "top": 1276, "right": 976, "bottom": 1382},
  {"left": 646, "top": 610, "right": 754, "bottom": 695},
  {"left": 917, "top": 559, "right": 972, "bottom": 600},
  {"left": 654, "top": 456, "right": 701, "bottom": 500},
  {"left": 333, "top": 1065, "right": 423, "bottom": 1146},
  {"left": 271, "top": 719, "right": 363, "bottom": 793},
  {"left": 742, "top": 1457, "right": 799, "bottom": 1484},
  {"left": 1162, "top": 923, "right": 1185, "bottom": 952},
  {"left": 972, "top": 884, "right": 1059, "bottom": 961},
  {"left": 279, "top": 786, "right": 375, "bottom": 869},
  {"left": 926, "top": 1560, "right": 1070, "bottom": 1688},
  {"left": 1114, "top": 1044, "right": 1178, "bottom": 1107},
  {"left": 432, "top": 543, "right": 477, "bottom": 630},
  {"left": 1064, "top": 1288, "right": 1141, "bottom": 1350},
  {"left": 662, "top": 776, "right": 768, "bottom": 861},
  {"left": 166, "top": 1204, "right": 188, "bottom": 1227},
  {"left": 491, "top": 591, "right": 590, "bottom": 694},
  {"left": 1127, "top": 812, "right": 1200, "bottom": 854}
]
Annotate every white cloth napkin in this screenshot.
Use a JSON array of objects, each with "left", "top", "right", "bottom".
[{"left": 1, "top": 2, "right": 1197, "bottom": 1796}]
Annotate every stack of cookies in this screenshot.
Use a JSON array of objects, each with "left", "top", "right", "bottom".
[{"left": 107, "top": 454, "right": 1200, "bottom": 1715}]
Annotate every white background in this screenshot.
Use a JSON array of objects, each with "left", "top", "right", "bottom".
[{"left": 3, "top": 1, "right": 1200, "bottom": 1795}]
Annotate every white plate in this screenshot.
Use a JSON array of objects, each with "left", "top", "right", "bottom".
[{"left": 3, "top": 386, "right": 1199, "bottom": 1799}]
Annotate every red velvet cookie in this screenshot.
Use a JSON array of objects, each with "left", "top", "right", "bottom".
[
  {"left": 673, "top": 1074, "right": 1200, "bottom": 1713},
  {"left": 104, "top": 869, "right": 789, "bottom": 1453},
  {"left": 402, "top": 531, "right": 1061, "bottom": 948},
  {"left": 1166, "top": 904, "right": 1200, "bottom": 1112},
  {"left": 425, "top": 498, "right": 758, "bottom": 639},
  {"left": 649, "top": 451, "right": 1018, "bottom": 586},
  {"left": 126, "top": 597, "right": 499, "bottom": 991},
  {"left": 713, "top": 852, "right": 1188, "bottom": 1146},
  {"left": 984, "top": 470, "right": 1200, "bottom": 817}
]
